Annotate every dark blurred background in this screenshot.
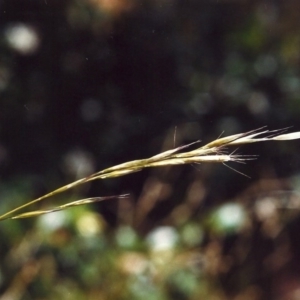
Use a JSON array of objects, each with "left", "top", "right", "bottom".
[{"left": 1, "top": 0, "right": 300, "bottom": 299}]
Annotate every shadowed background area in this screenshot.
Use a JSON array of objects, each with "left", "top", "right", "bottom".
[{"left": 1, "top": 0, "right": 300, "bottom": 299}]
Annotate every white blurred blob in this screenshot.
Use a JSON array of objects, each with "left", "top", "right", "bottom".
[
  {"left": 118, "top": 252, "right": 149, "bottom": 275},
  {"left": 80, "top": 98, "right": 102, "bottom": 122},
  {"left": 247, "top": 92, "right": 270, "bottom": 115},
  {"left": 63, "top": 148, "right": 95, "bottom": 179},
  {"left": 214, "top": 203, "right": 246, "bottom": 232},
  {"left": 146, "top": 226, "right": 178, "bottom": 251},
  {"left": 254, "top": 55, "right": 277, "bottom": 77},
  {"left": 255, "top": 197, "right": 277, "bottom": 221},
  {"left": 38, "top": 211, "right": 69, "bottom": 232},
  {"left": 5, "top": 23, "right": 40, "bottom": 55},
  {"left": 76, "top": 213, "right": 104, "bottom": 237}
]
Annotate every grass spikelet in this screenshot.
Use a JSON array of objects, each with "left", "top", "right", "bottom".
[{"left": 1, "top": 127, "right": 299, "bottom": 221}]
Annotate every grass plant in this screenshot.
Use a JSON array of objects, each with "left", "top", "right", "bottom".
[{"left": 1, "top": 127, "right": 300, "bottom": 221}]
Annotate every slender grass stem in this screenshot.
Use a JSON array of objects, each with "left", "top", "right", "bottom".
[{"left": 1, "top": 127, "right": 299, "bottom": 220}]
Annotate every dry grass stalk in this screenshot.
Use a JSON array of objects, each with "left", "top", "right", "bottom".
[{"left": 1, "top": 127, "right": 300, "bottom": 220}]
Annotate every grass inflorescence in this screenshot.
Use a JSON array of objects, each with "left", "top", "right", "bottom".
[{"left": 1, "top": 127, "right": 300, "bottom": 220}]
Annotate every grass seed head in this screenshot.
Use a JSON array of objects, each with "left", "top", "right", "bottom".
[{"left": 1, "top": 127, "right": 300, "bottom": 220}]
